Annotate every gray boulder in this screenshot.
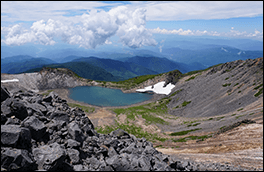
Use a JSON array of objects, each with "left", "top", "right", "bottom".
[
  {"left": 32, "top": 142, "right": 66, "bottom": 171},
  {"left": 21, "top": 116, "right": 47, "bottom": 141},
  {"left": 68, "top": 121, "right": 84, "bottom": 143},
  {"left": 10, "top": 100, "right": 29, "bottom": 120},
  {"left": 67, "top": 148, "right": 80, "bottom": 164},
  {"left": 1, "top": 86, "right": 10, "bottom": 102},
  {"left": 49, "top": 110, "right": 69, "bottom": 123},
  {"left": 1, "top": 125, "right": 31, "bottom": 149},
  {"left": 1, "top": 147, "right": 37, "bottom": 171}
]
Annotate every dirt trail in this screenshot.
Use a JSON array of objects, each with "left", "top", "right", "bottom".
[
  {"left": 86, "top": 108, "right": 116, "bottom": 128},
  {"left": 157, "top": 122, "right": 263, "bottom": 170}
]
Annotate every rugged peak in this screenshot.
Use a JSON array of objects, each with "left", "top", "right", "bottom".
[{"left": 39, "top": 67, "right": 80, "bottom": 78}]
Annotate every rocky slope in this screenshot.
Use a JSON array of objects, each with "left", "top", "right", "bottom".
[
  {"left": 1, "top": 86, "right": 251, "bottom": 171},
  {"left": 167, "top": 57, "right": 263, "bottom": 117},
  {"left": 1, "top": 67, "right": 92, "bottom": 93}
]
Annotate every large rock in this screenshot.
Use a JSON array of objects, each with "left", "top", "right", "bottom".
[
  {"left": 32, "top": 142, "right": 67, "bottom": 171},
  {"left": 49, "top": 110, "right": 69, "bottom": 123},
  {"left": 110, "top": 128, "right": 130, "bottom": 139},
  {"left": 1, "top": 125, "right": 31, "bottom": 149},
  {"left": 21, "top": 116, "right": 47, "bottom": 141},
  {"left": 24, "top": 102, "right": 47, "bottom": 115},
  {"left": 66, "top": 148, "right": 80, "bottom": 165},
  {"left": 68, "top": 121, "right": 84, "bottom": 143},
  {"left": 10, "top": 100, "right": 29, "bottom": 120},
  {"left": 1, "top": 86, "right": 10, "bottom": 102},
  {"left": 1, "top": 147, "right": 37, "bottom": 171}
]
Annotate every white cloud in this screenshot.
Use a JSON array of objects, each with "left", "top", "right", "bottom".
[
  {"left": 2, "top": 1, "right": 262, "bottom": 24},
  {"left": 1, "top": 6, "right": 157, "bottom": 49},
  {"left": 149, "top": 27, "right": 263, "bottom": 40},
  {"left": 135, "top": 1, "right": 263, "bottom": 21},
  {"left": 159, "top": 45, "right": 163, "bottom": 53}
]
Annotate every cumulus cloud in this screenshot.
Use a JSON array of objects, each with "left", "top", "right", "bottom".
[
  {"left": 1, "top": 6, "right": 157, "bottom": 49},
  {"left": 149, "top": 27, "right": 263, "bottom": 40}
]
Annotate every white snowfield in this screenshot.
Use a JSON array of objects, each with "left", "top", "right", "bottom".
[
  {"left": 1, "top": 79, "right": 19, "bottom": 83},
  {"left": 136, "top": 81, "right": 175, "bottom": 95}
]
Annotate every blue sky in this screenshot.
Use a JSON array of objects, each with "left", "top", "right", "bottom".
[{"left": 1, "top": 1, "right": 263, "bottom": 49}]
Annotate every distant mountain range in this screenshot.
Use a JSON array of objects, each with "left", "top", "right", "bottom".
[
  {"left": 1, "top": 38, "right": 263, "bottom": 81},
  {"left": 1, "top": 55, "right": 207, "bottom": 81},
  {"left": 1, "top": 55, "right": 56, "bottom": 74},
  {"left": 162, "top": 46, "right": 263, "bottom": 66}
]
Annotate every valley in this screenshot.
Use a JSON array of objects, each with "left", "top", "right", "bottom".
[
  {"left": 1, "top": 57, "right": 263, "bottom": 170},
  {"left": 32, "top": 57, "right": 263, "bottom": 170}
]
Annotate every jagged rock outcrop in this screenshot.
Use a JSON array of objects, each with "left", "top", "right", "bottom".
[
  {"left": 1, "top": 86, "right": 247, "bottom": 171},
  {"left": 1, "top": 67, "right": 91, "bottom": 93},
  {"left": 164, "top": 70, "right": 182, "bottom": 86}
]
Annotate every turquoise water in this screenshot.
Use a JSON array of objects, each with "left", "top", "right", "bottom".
[{"left": 68, "top": 86, "right": 153, "bottom": 107}]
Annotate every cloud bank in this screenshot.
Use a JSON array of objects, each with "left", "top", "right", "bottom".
[
  {"left": 1, "top": 6, "right": 157, "bottom": 49},
  {"left": 2, "top": 1, "right": 262, "bottom": 22},
  {"left": 141, "top": 1, "right": 263, "bottom": 21},
  {"left": 150, "top": 27, "right": 263, "bottom": 40}
]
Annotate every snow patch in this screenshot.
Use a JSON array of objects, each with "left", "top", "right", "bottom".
[
  {"left": 1, "top": 79, "right": 19, "bottom": 83},
  {"left": 221, "top": 47, "right": 228, "bottom": 52},
  {"left": 136, "top": 81, "right": 175, "bottom": 95}
]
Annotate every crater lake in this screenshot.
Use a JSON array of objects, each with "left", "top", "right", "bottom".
[{"left": 68, "top": 86, "right": 153, "bottom": 107}]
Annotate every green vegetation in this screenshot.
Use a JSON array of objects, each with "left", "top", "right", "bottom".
[
  {"left": 249, "top": 113, "right": 254, "bottom": 115},
  {"left": 225, "top": 77, "right": 229, "bottom": 80},
  {"left": 169, "top": 128, "right": 201, "bottom": 136},
  {"left": 169, "top": 89, "right": 183, "bottom": 97},
  {"left": 254, "top": 87, "right": 263, "bottom": 97},
  {"left": 225, "top": 66, "right": 236, "bottom": 72},
  {"left": 222, "top": 83, "right": 231, "bottom": 87},
  {"left": 231, "top": 114, "right": 237, "bottom": 116},
  {"left": 238, "top": 91, "right": 241, "bottom": 93},
  {"left": 254, "top": 84, "right": 263, "bottom": 90},
  {"left": 142, "top": 114, "right": 168, "bottom": 125},
  {"left": 112, "top": 73, "right": 163, "bottom": 90},
  {"left": 182, "top": 101, "right": 191, "bottom": 107},
  {"left": 237, "top": 108, "right": 244, "bottom": 111},
  {"left": 185, "top": 75, "right": 196, "bottom": 81},
  {"left": 172, "top": 134, "right": 212, "bottom": 143},
  {"left": 113, "top": 98, "right": 171, "bottom": 116},
  {"left": 238, "top": 84, "right": 243, "bottom": 89},
  {"left": 207, "top": 118, "right": 214, "bottom": 120},
  {"left": 182, "top": 120, "right": 198, "bottom": 125},
  {"left": 173, "top": 100, "right": 191, "bottom": 109},
  {"left": 41, "top": 89, "right": 53, "bottom": 96},
  {"left": 68, "top": 103, "right": 95, "bottom": 113},
  {"left": 220, "top": 126, "right": 226, "bottom": 129},
  {"left": 155, "top": 145, "right": 165, "bottom": 148},
  {"left": 216, "top": 116, "right": 225, "bottom": 120},
  {"left": 40, "top": 62, "right": 119, "bottom": 81},
  {"left": 236, "top": 115, "right": 245, "bottom": 119},
  {"left": 95, "top": 121, "right": 168, "bottom": 142},
  {"left": 187, "top": 123, "right": 201, "bottom": 127},
  {"left": 183, "top": 63, "right": 222, "bottom": 76},
  {"left": 234, "top": 83, "right": 239, "bottom": 87},
  {"left": 112, "top": 96, "right": 172, "bottom": 125}
]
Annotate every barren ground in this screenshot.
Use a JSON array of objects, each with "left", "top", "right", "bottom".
[{"left": 39, "top": 88, "right": 263, "bottom": 171}]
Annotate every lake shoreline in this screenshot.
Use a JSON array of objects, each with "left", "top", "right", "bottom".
[{"left": 40, "top": 86, "right": 166, "bottom": 109}]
